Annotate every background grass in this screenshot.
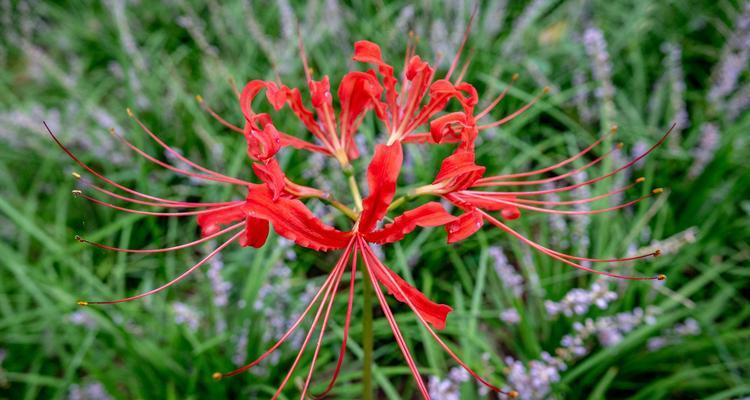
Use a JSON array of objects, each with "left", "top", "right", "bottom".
[{"left": 1, "top": 0, "right": 749, "bottom": 399}]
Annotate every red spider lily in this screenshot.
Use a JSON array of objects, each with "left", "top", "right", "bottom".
[{"left": 49, "top": 18, "right": 672, "bottom": 400}]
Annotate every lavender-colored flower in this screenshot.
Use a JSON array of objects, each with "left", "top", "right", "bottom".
[
  {"left": 489, "top": 246, "right": 524, "bottom": 297},
  {"left": 631, "top": 226, "right": 698, "bottom": 257},
  {"left": 545, "top": 279, "right": 617, "bottom": 317},
  {"left": 583, "top": 26, "right": 616, "bottom": 123},
  {"left": 171, "top": 302, "right": 200, "bottom": 332},
  {"left": 688, "top": 123, "right": 720, "bottom": 178},
  {"left": 67, "top": 382, "right": 113, "bottom": 400},
  {"left": 205, "top": 251, "right": 231, "bottom": 308},
  {"left": 708, "top": 2, "right": 750, "bottom": 109},
  {"left": 67, "top": 310, "right": 98, "bottom": 329},
  {"left": 232, "top": 323, "right": 250, "bottom": 367},
  {"left": 500, "top": 308, "right": 521, "bottom": 325},
  {"left": 504, "top": 352, "right": 564, "bottom": 400},
  {"left": 428, "top": 366, "right": 469, "bottom": 400}
]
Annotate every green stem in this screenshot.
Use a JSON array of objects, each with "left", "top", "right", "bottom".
[{"left": 362, "top": 261, "right": 374, "bottom": 400}]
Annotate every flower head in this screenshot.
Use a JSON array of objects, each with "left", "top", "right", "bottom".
[{"left": 49, "top": 12, "right": 673, "bottom": 400}]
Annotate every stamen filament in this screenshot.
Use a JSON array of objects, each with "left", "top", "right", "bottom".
[
  {"left": 80, "top": 230, "right": 243, "bottom": 305},
  {"left": 76, "top": 221, "right": 245, "bottom": 253}
]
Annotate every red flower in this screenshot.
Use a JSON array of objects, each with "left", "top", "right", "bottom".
[{"left": 49, "top": 16, "right": 675, "bottom": 400}]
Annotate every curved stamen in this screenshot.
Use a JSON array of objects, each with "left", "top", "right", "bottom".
[
  {"left": 78, "top": 230, "right": 243, "bottom": 305},
  {"left": 111, "top": 124, "right": 251, "bottom": 186},
  {"left": 461, "top": 189, "right": 662, "bottom": 216},
  {"left": 73, "top": 191, "right": 243, "bottom": 217},
  {"left": 311, "top": 249, "right": 358, "bottom": 399},
  {"left": 478, "top": 87, "right": 550, "bottom": 130},
  {"left": 480, "top": 144, "right": 621, "bottom": 187},
  {"left": 273, "top": 252, "right": 347, "bottom": 400},
  {"left": 477, "top": 126, "right": 617, "bottom": 183},
  {"left": 45, "top": 122, "right": 196, "bottom": 205},
  {"left": 299, "top": 251, "right": 351, "bottom": 399},
  {"left": 358, "top": 237, "right": 430, "bottom": 399},
  {"left": 75, "top": 221, "right": 245, "bottom": 253},
  {"left": 195, "top": 95, "right": 244, "bottom": 133},
  {"left": 476, "top": 73, "right": 520, "bottom": 120},
  {"left": 475, "top": 125, "right": 675, "bottom": 195},
  {"left": 445, "top": 4, "right": 478, "bottom": 82},
  {"left": 218, "top": 240, "right": 355, "bottom": 379},
  {"left": 76, "top": 177, "right": 235, "bottom": 208},
  {"left": 467, "top": 178, "right": 644, "bottom": 207},
  {"left": 359, "top": 244, "right": 518, "bottom": 398},
  {"left": 480, "top": 211, "right": 664, "bottom": 281}
]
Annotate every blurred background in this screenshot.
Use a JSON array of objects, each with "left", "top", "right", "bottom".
[{"left": 1, "top": 0, "right": 749, "bottom": 399}]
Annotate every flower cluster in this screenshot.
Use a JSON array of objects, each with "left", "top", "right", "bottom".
[{"left": 49, "top": 15, "right": 673, "bottom": 399}]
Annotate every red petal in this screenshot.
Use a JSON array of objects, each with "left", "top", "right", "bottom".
[
  {"left": 338, "top": 71, "right": 384, "bottom": 145},
  {"left": 245, "top": 122, "right": 281, "bottom": 162},
  {"left": 433, "top": 151, "right": 486, "bottom": 193},
  {"left": 239, "top": 216, "right": 269, "bottom": 248},
  {"left": 363, "top": 247, "right": 452, "bottom": 330},
  {"left": 245, "top": 186, "right": 351, "bottom": 251},
  {"left": 309, "top": 76, "right": 333, "bottom": 108},
  {"left": 352, "top": 41, "right": 398, "bottom": 118},
  {"left": 197, "top": 204, "right": 246, "bottom": 237},
  {"left": 252, "top": 159, "right": 286, "bottom": 201},
  {"left": 364, "top": 202, "right": 456, "bottom": 244},
  {"left": 429, "top": 112, "right": 467, "bottom": 144},
  {"left": 359, "top": 142, "right": 403, "bottom": 233},
  {"left": 445, "top": 209, "right": 483, "bottom": 243}
]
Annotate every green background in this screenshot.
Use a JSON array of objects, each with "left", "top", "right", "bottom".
[{"left": 1, "top": 0, "right": 748, "bottom": 399}]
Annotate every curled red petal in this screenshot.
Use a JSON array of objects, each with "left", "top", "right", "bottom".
[
  {"left": 445, "top": 209, "right": 483, "bottom": 243},
  {"left": 245, "top": 122, "right": 281, "bottom": 162},
  {"left": 362, "top": 246, "right": 452, "bottom": 330},
  {"left": 430, "top": 112, "right": 467, "bottom": 144},
  {"left": 352, "top": 41, "right": 398, "bottom": 117},
  {"left": 363, "top": 202, "right": 456, "bottom": 244},
  {"left": 251, "top": 159, "right": 286, "bottom": 201},
  {"left": 433, "top": 151, "right": 486, "bottom": 193},
  {"left": 359, "top": 142, "right": 403, "bottom": 233},
  {"left": 309, "top": 76, "right": 333, "bottom": 108},
  {"left": 245, "top": 186, "right": 351, "bottom": 251},
  {"left": 338, "top": 71, "right": 385, "bottom": 147}
]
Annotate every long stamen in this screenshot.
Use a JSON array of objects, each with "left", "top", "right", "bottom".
[
  {"left": 311, "top": 250, "right": 358, "bottom": 399},
  {"left": 444, "top": 3, "right": 478, "bottom": 82},
  {"left": 467, "top": 177, "right": 644, "bottom": 207},
  {"left": 73, "top": 191, "right": 242, "bottom": 217},
  {"left": 217, "top": 240, "right": 355, "bottom": 379},
  {"left": 360, "top": 244, "right": 518, "bottom": 398},
  {"left": 358, "top": 238, "right": 430, "bottom": 399},
  {"left": 480, "top": 211, "right": 665, "bottom": 281},
  {"left": 195, "top": 95, "right": 244, "bottom": 133},
  {"left": 299, "top": 251, "right": 351, "bottom": 399},
  {"left": 453, "top": 48, "right": 475, "bottom": 85},
  {"left": 110, "top": 126, "right": 242, "bottom": 185},
  {"left": 477, "top": 125, "right": 617, "bottom": 182},
  {"left": 75, "top": 221, "right": 245, "bottom": 253},
  {"left": 462, "top": 189, "right": 663, "bottom": 216},
  {"left": 125, "top": 108, "right": 247, "bottom": 185},
  {"left": 479, "top": 144, "right": 621, "bottom": 187},
  {"left": 476, "top": 73, "right": 520, "bottom": 119},
  {"left": 271, "top": 257, "right": 346, "bottom": 400},
  {"left": 475, "top": 125, "right": 675, "bottom": 195},
  {"left": 75, "top": 177, "right": 233, "bottom": 208},
  {"left": 478, "top": 87, "right": 550, "bottom": 130},
  {"left": 45, "top": 122, "right": 193, "bottom": 204},
  {"left": 77, "top": 230, "right": 243, "bottom": 306}
]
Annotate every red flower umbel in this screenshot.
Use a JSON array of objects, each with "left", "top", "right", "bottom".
[{"left": 50, "top": 16, "right": 672, "bottom": 400}]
